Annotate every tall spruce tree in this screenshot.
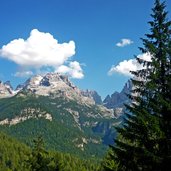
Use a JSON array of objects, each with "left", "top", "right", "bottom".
[{"left": 103, "top": 0, "right": 171, "bottom": 170}]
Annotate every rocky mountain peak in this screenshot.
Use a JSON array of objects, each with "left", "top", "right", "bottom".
[
  {"left": 103, "top": 95, "right": 111, "bottom": 104},
  {"left": 103, "top": 80, "right": 132, "bottom": 109},
  {"left": 26, "top": 75, "right": 43, "bottom": 88},
  {"left": 15, "top": 73, "right": 94, "bottom": 105},
  {"left": 0, "top": 80, "right": 14, "bottom": 98},
  {"left": 4, "top": 81, "right": 13, "bottom": 90},
  {"left": 121, "top": 79, "right": 132, "bottom": 94},
  {"left": 81, "top": 90, "right": 102, "bottom": 105},
  {"left": 40, "top": 73, "right": 77, "bottom": 90}
]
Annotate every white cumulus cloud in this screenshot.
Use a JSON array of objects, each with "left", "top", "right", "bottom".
[
  {"left": 116, "top": 38, "right": 133, "bottom": 47},
  {"left": 56, "top": 61, "right": 84, "bottom": 79},
  {"left": 108, "top": 53, "right": 152, "bottom": 76},
  {"left": 0, "top": 29, "right": 84, "bottom": 79}
]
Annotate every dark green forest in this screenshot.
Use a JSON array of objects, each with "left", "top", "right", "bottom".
[{"left": 0, "top": 132, "right": 101, "bottom": 171}]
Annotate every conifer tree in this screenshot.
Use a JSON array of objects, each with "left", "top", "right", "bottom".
[
  {"left": 103, "top": 0, "right": 171, "bottom": 170},
  {"left": 27, "top": 136, "right": 59, "bottom": 171}
]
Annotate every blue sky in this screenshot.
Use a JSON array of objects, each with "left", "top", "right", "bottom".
[{"left": 0, "top": 0, "right": 170, "bottom": 99}]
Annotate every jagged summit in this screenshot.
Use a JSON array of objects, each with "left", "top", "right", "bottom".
[
  {"left": 14, "top": 73, "right": 94, "bottom": 105},
  {"left": 102, "top": 80, "right": 132, "bottom": 117},
  {"left": 120, "top": 79, "right": 132, "bottom": 95},
  {"left": 4, "top": 81, "right": 13, "bottom": 90},
  {"left": 17, "top": 73, "right": 77, "bottom": 90},
  {"left": 0, "top": 73, "right": 108, "bottom": 108},
  {"left": 103, "top": 80, "right": 132, "bottom": 109},
  {"left": 23, "top": 73, "right": 77, "bottom": 89},
  {"left": 81, "top": 89, "right": 102, "bottom": 105},
  {"left": 0, "top": 80, "right": 14, "bottom": 98}
]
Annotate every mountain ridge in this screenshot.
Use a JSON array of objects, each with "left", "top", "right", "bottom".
[
  {"left": 0, "top": 72, "right": 129, "bottom": 158},
  {"left": 0, "top": 73, "right": 131, "bottom": 118},
  {"left": 0, "top": 72, "right": 120, "bottom": 158}
]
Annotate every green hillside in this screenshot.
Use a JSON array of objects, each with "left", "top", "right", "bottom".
[
  {"left": 0, "top": 93, "right": 120, "bottom": 159},
  {"left": 0, "top": 131, "right": 101, "bottom": 171},
  {"left": 0, "top": 131, "right": 30, "bottom": 171}
]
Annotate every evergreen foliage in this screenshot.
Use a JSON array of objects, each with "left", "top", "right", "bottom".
[
  {"left": 0, "top": 131, "right": 100, "bottom": 171},
  {"left": 0, "top": 131, "right": 30, "bottom": 171},
  {"left": 26, "top": 136, "right": 59, "bottom": 171},
  {"left": 103, "top": 0, "right": 171, "bottom": 170}
]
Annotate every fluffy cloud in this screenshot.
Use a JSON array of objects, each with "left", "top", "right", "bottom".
[
  {"left": 108, "top": 53, "right": 152, "bottom": 76},
  {"left": 116, "top": 38, "right": 133, "bottom": 47},
  {"left": 56, "top": 61, "right": 84, "bottom": 79},
  {"left": 0, "top": 29, "right": 84, "bottom": 78}
]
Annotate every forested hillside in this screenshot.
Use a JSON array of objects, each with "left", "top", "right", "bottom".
[
  {"left": 0, "top": 93, "right": 120, "bottom": 159},
  {"left": 0, "top": 132, "right": 30, "bottom": 171},
  {"left": 0, "top": 132, "right": 101, "bottom": 171}
]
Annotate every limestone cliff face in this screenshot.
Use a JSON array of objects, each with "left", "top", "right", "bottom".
[
  {"left": 0, "top": 81, "right": 14, "bottom": 98},
  {"left": 16, "top": 73, "right": 95, "bottom": 105}
]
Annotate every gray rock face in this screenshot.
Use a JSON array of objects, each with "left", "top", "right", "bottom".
[
  {"left": 4, "top": 81, "right": 13, "bottom": 90},
  {"left": 103, "top": 80, "right": 132, "bottom": 109},
  {"left": 81, "top": 90, "right": 102, "bottom": 105},
  {"left": 0, "top": 81, "right": 14, "bottom": 98},
  {"left": 15, "top": 73, "right": 96, "bottom": 105}
]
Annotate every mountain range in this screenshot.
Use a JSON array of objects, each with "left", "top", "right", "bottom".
[{"left": 0, "top": 73, "right": 131, "bottom": 158}]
